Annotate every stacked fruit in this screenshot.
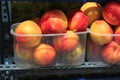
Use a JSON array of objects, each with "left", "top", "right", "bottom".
[
  {"left": 12, "top": 1, "right": 120, "bottom": 67},
  {"left": 81, "top": 1, "right": 120, "bottom": 65},
  {"left": 13, "top": 8, "right": 89, "bottom": 67}
]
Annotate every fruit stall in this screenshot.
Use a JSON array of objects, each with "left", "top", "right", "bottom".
[{"left": 0, "top": 0, "right": 120, "bottom": 80}]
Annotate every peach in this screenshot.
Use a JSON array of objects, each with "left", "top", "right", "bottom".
[
  {"left": 15, "top": 20, "right": 42, "bottom": 48},
  {"left": 90, "top": 20, "right": 113, "bottom": 45},
  {"left": 80, "top": 2, "right": 102, "bottom": 25},
  {"left": 53, "top": 30, "right": 79, "bottom": 53},
  {"left": 68, "top": 10, "right": 89, "bottom": 32},
  {"left": 33, "top": 44, "right": 56, "bottom": 65},
  {"left": 102, "top": 1, "right": 120, "bottom": 25},
  {"left": 114, "top": 25, "right": 120, "bottom": 44},
  {"left": 40, "top": 9, "right": 68, "bottom": 34}
]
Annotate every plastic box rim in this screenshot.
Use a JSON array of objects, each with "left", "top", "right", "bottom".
[{"left": 10, "top": 23, "right": 88, "bottom": 37}]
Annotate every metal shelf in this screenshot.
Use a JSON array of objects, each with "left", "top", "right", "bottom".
[
  {"left": 1, "top": 55, "right": 120, "bottom": 78},
  {"left": 0, "top": 62, "right": 120, "bottom": 79},
  {"left": 0, "top": 62, "right": 109, "bottom": 71},
  {"left": 1, "top": 54, "right": 109, "bottom": 71},
  {"left": 0, "top": 53, "right": 120, "bottom": 78}
]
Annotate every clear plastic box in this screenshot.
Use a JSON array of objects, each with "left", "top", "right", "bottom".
[
  {"left": 86, "top": 29, "right": 120, "bottom": 66},
  {"left": 10, "top": 23, "right": 87, "bottom": 68}
]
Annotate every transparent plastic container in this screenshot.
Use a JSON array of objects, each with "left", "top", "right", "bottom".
[
  {"left": 10, "top": 23, "right": 87, "bottom": 68},
  {"left": 86, "top": 29, "right": 120, "bottom": 66}
]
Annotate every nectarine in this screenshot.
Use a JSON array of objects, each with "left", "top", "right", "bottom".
[
  {"left": 102, "top": 41, "right": 120, "bottom": 64},
  {"left": 114, "top": 25, "right": 120, "bottom": 44},
  {"left": 102, "top": 1, "right": 120, "bottom": 25},
  {"left": 15, "top": 43, "right": 34, "bottom": 61},
  {"left": 32, "top": 17, "right": 41, "bottom": 25},
  {"left": 68, "top": 10, "right": 89, "bottom": 32},
  {"left": 53, "top": 30, "right": 79, "bottom": 53},
  {"left": 40, "top": 9, "right": 68, "bottom": 34},
  {"left": 64, "top": 44, "right": 82, "bottom": 62},
  {"left": 80, "top": 2, "right": 102, "bottom": 25},
  {"left": 33, "top": 44, "right": 56, "bottom": 65},
  {"left": 90, "top": 20, "right": 113, "bottom": 45},
  {"left": 15, "top": 20, "right": 42, "bottom": 48}
]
